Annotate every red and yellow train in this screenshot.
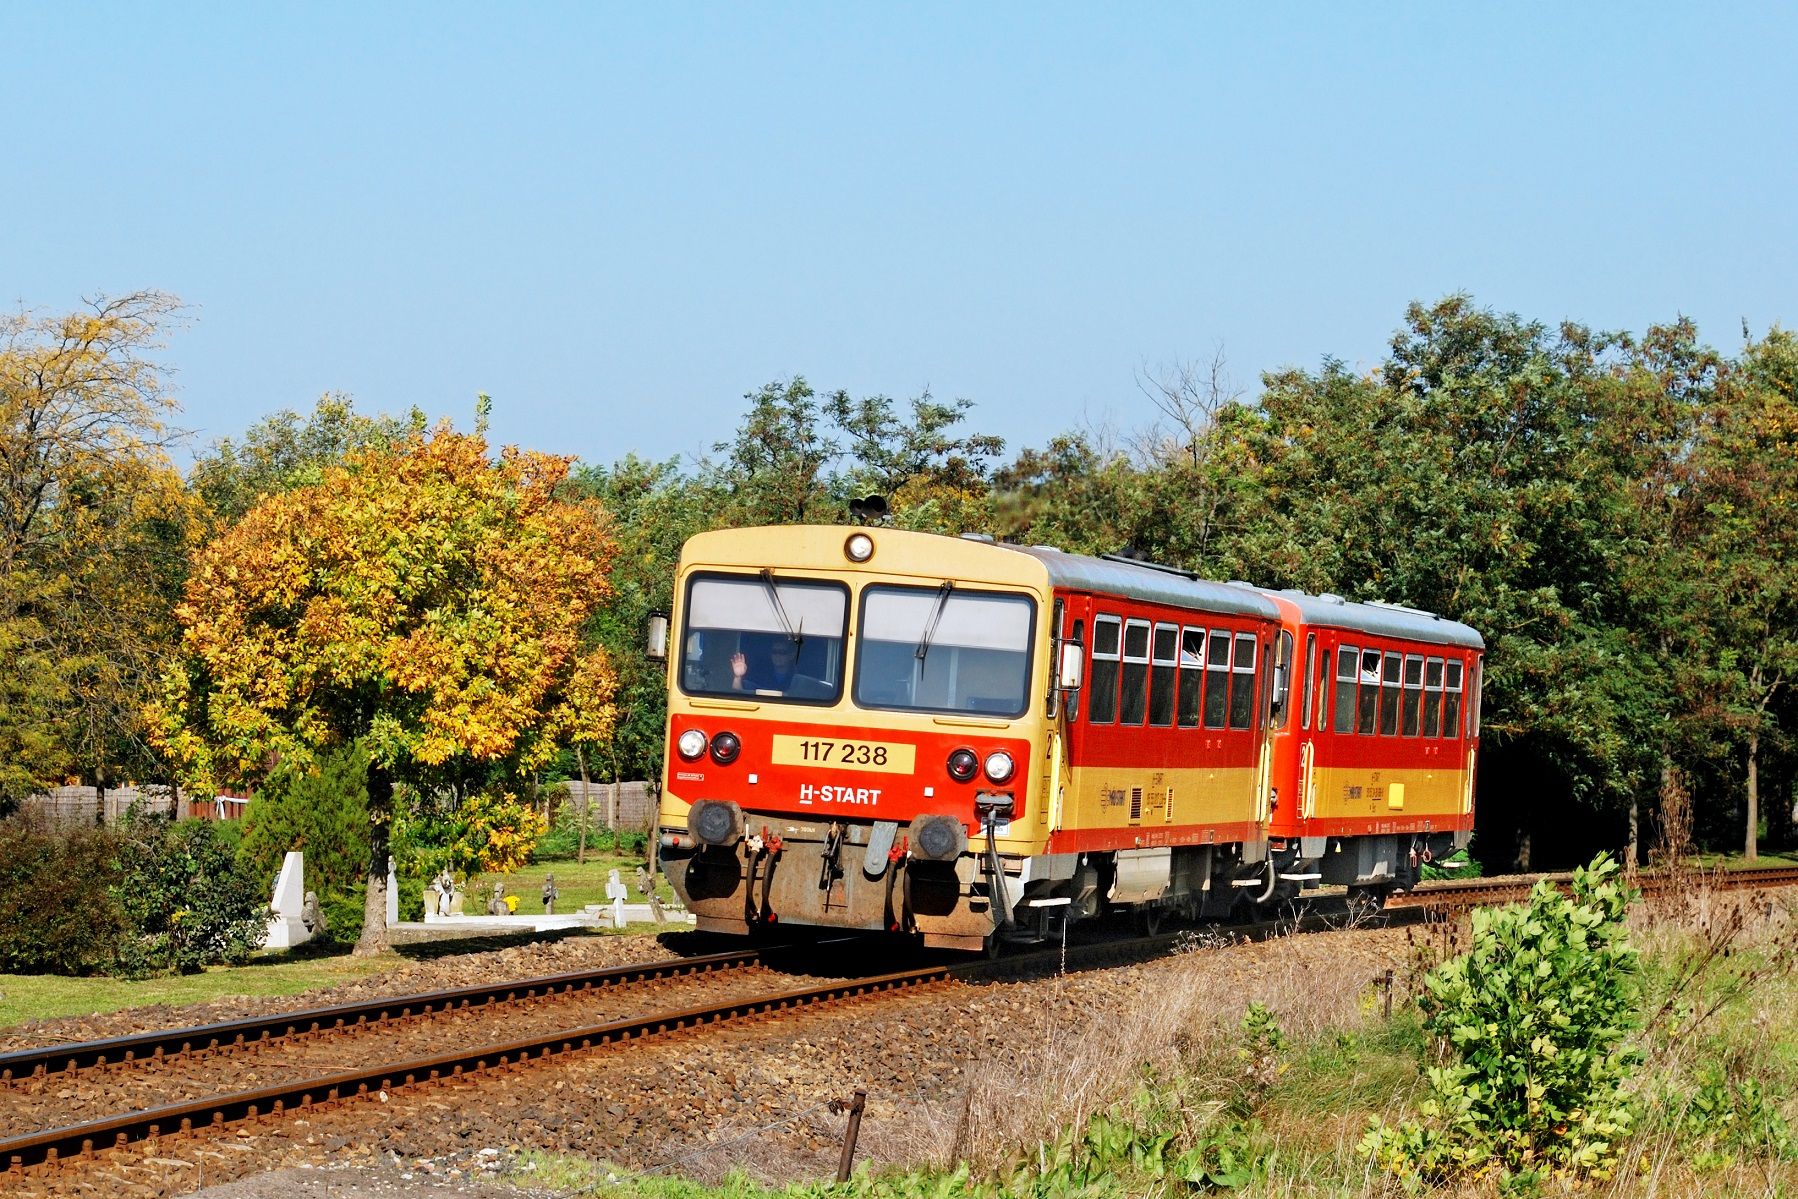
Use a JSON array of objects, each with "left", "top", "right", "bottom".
[{"left": 654, "top": 526, "right": 1482, "bottom": 951}]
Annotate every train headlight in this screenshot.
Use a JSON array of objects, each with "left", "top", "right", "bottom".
[
  {"left": 946, "top": 748, "right": 978, "bottom": 783},
  {"left": 676, "top": 729, "right": 708, "bottom": 761},
  {"left": 689, "top": 799, "right": 743, "bottom": 847},
  {"left": 709, "top": 730, "right": 741, "bottom": 765},
  {"left": 983, "top": 751, "right": 1015, "bottom": 784},
  {"left": 844, "top": 532, "right": 875, "bottom": 563}
]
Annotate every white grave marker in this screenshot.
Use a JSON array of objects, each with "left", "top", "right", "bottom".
[
  {"left": 262, "top": 851, "right": 312, "bottom": 949},
  {"left": 605, "top": 869, "right": 629, "bottom": 927}
]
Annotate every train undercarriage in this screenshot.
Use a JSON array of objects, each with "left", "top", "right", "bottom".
[{"left": 660, "top": 812, "right": 1471, "bottom": 952}]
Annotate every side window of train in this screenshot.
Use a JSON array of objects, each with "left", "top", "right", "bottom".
[
  {"left": 1357, "top": 648, "right": 1381, "bottom": 735},
  {"left": 1300, "top": 633, "right": 1317, "bottom": 731},
  {"left": 1229, "top": 631, "right": 1257, "bottom": 730},
  {"left": 1423, "top": 657, "right": 1444, "bottom": 737},
  {"left": 1149, "top": 623, "right": 1178, "bottom": 726},
  {"left": 1204, "top": 629, "right": 1231, "bottom": 728},
  {"left": 1273, "top": 630, "right": 1295, "bottom": 729},
  {"left": 1444, "top": 659, "right": 1465, "bottom": 737},
  {"left": 1379, "top": 651, "right": 1401, "bottom": 736},
  {"left": 1334, "top": 645, "right": 1357, "bottom": 733},
  {"left": 1089, "top": 615, "right": 1121, "bottom": 724},
  {"left": 1402, "top": 655, "right": 1424, "bottom": 736},
  {"left": 1178, "top": 627, "right": 1204, "bottom": 727},
  {"left": 1470, "top": 658, "right": 1483, "bottom": 736},
  {"left": 1120, "top": 619, "right": 1151, "bottom": 725},
  {"left": 1047, "top": 598, "right": 1065, "bottom": 718}
]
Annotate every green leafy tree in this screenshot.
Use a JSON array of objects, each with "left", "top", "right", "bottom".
[
  {"left": 240, "top": 742, "right": 372, "bottom": 941},
  {"left": 189, "top": 392, "right": 413, "bottom": 523},
  {"left": 711, "top": 377, "right": 839, "bottom": 525}
]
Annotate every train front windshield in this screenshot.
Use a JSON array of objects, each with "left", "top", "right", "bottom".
[
  {"left": 853, "top": 585, "right": 1035, "bottom": 717},
  {"left": 679, "top": 574, "right": 849, "bottom": 702}
]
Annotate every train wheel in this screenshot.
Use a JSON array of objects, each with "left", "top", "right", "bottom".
[
  {"left": 1141, "top": 907, "right": 1164, "bottom": 937},
  {"left": 983, "top": 928, "right": 1004, "bottom": 960}
]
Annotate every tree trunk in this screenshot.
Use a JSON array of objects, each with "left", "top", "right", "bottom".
[
  {"left": 1626, "top": 795, "right": 1639, "bottom": 878},
  {"left": 355, "top": 762, "right": 394, "bottom": 956},
  {"left": 576, "top": 745, "right": 590, "bottom": 865},
  {"left": 1516, "top": 829, "right": 1532, "bottom": 873},
  {"left": 1746, "top": 731, "right": 1760, "bottom": 863}
]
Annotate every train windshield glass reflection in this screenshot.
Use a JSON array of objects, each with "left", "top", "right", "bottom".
[{"left": 854, "top": 586, "right": 1035, "bottom": 717}]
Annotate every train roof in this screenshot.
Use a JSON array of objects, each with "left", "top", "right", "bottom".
[
  {"left": 997, "top": 544, "right": 1281, "bottom": 620},
  {"left": 1255, "top": 588, "right": 1484, "bottom": 649}
]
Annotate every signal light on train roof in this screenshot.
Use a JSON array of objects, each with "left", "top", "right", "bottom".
[
  {"left": 710, "top": 730, "right": 741, "bottom": 765},
  {"left": 676, "top": 728, "right": 708, "bottom": 760},
  {"left": 946, "top": 748, "right": 979, "bottom": 782},
  {"left": 983, "top": 751, "right": 1015, "bottom": 784}
]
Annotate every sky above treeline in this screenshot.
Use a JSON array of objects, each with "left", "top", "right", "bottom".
[{"left": 5, "top": 3, "right": 1795, "bottom": 469}]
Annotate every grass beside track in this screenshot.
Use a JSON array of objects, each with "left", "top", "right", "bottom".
[{"left": 0, "top": 950, "right": 398, "bottom": 1029}]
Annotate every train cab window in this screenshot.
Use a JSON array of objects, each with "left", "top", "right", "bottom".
[
  {"left": 1120, "top": 620, "right": 1151, "bottom": 725},
  {"left": 1379, "top": 651, "right": 1401, "bottom": 736},
  {"left": 1177, "top": 628, "right": 1204, "bottom": 727},
  {"left": 1229, "top": 633, "right": 1258, "bottom": 730},
  {"left": 854, "top": 585, "right": 1036, "bottom": 717},
  {"left": 1300, "top": 633, "right": 1317, "bottom": 731},
  {"left": 1149, "top": 623, "right": 1178, "bottom": 726},
  {"left": 1089, "top": 615, "right": 1121, "bottom": 724},
  {"left": 680, "top": 573, "right": 849, "bottom": 703},
  {"left": 1423, "top": 657, "right": 1445, "bottom": 737},
  {"left": 1357, "top": 649, "right": 1381, "bottom": 734},
  {"left": 1402, "top": 655, "right": 1424, "bottom": 736},
  {"left": 1334, "top": 645, "right": 1357, "bottom": 734},
  {"left": 1205, "top": 630, "right": 1231, "bottom": 728},
  {"left": 1444, "top": 659, "right": 1465, "bottom": 738}
]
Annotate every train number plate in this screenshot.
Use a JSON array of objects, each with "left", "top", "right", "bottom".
[{"left": 770, "top": 735, "right": 915, "bottom": 775}]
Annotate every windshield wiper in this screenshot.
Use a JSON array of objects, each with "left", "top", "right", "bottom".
[
  {"left": 760, "top": 569, "right": 802, "bottom": 648},
  {"left": 915, "top": 580, "right": 955, "bottom": 661}
]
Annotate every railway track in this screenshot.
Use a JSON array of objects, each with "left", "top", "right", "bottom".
[
  {"left": 1397, "top": 863, "right": 1798, "bottom": 910},
  {"left": 7, "top": 864, "right": 1795, "bottom": 1186}
]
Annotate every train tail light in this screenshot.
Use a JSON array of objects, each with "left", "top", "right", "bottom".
[
  {"left": 709, "top": 730, "right": 741, "bottom": 765},
  {"left": 946, "top": 748, "right": 978, "bottom": 782}
]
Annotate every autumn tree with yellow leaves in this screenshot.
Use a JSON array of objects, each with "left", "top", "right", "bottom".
[
  {"left": 0, "top": 292, "right": 196, "bottom": 807},
  {"left": 152, "top": 424, "right": 619, "bottom": 953}
]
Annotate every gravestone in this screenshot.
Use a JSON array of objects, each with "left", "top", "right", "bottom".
[
  {"left": 385, "top": 857, "right": 399, "bottom": 926},
  {"left": 261, "top": 851, "right": 312, "bottom": 949},
  {"left": 605, "top": 869, "right": 628, "bottom": 927}
]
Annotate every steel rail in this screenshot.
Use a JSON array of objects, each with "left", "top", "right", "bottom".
[
  {"left": 0, "top": 946, "right": 762, "bottom": 1081},
  {"left": 0, "top": 961, "right": 956, "bottom": 1175},
  {"left": 1396, "top": 864, "right": 1798, "bottom": 909}
]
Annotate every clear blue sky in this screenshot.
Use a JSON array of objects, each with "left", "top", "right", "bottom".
[{"left": 5, "top": 3, "right": 1795, "bottom": 470}]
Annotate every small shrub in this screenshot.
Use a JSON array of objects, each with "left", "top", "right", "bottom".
[
  {"left": 112, "top": 816, "right": 268, "bottom": 976},
  {"left": 1360, "top": 855, "right": 1641, "bottom": 1186},
  {"left": 0, "top": 821, "right": 126, "bottom": 975}
]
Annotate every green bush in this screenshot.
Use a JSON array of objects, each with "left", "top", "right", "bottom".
[
  {"left": 0, "top": 821, "right": 127, "bottom": 975},
  {"left": 532, "top": 794, "right": 648, "bottom": 862},
  {"left": 240, "top": 743, "right": 372, "bottom": 942},
  {"left": 1360, "top": 855, "right": 1641, "bottom": 1187},
  {"left": 112, "top": 816, "right": 268, "bottom": 976}
]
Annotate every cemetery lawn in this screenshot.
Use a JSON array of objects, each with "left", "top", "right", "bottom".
[
  {"left": 0, "top": 951, "right": 395, "bottom": 1028},
  {"left": 472, "top": 851, "right": 673, "bottom": 917}
]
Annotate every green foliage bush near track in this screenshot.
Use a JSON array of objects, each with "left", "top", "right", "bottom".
[{"left": 1361, "top": 856, "right": 1641, "bottom": 1187}]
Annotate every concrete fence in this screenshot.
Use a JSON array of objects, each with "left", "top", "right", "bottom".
[
  {"left": 17, "top": 785, "right": 185, "bottom": 829},
  {"left": 557, "top": 780, "right": 656, "bottom": 831}
]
